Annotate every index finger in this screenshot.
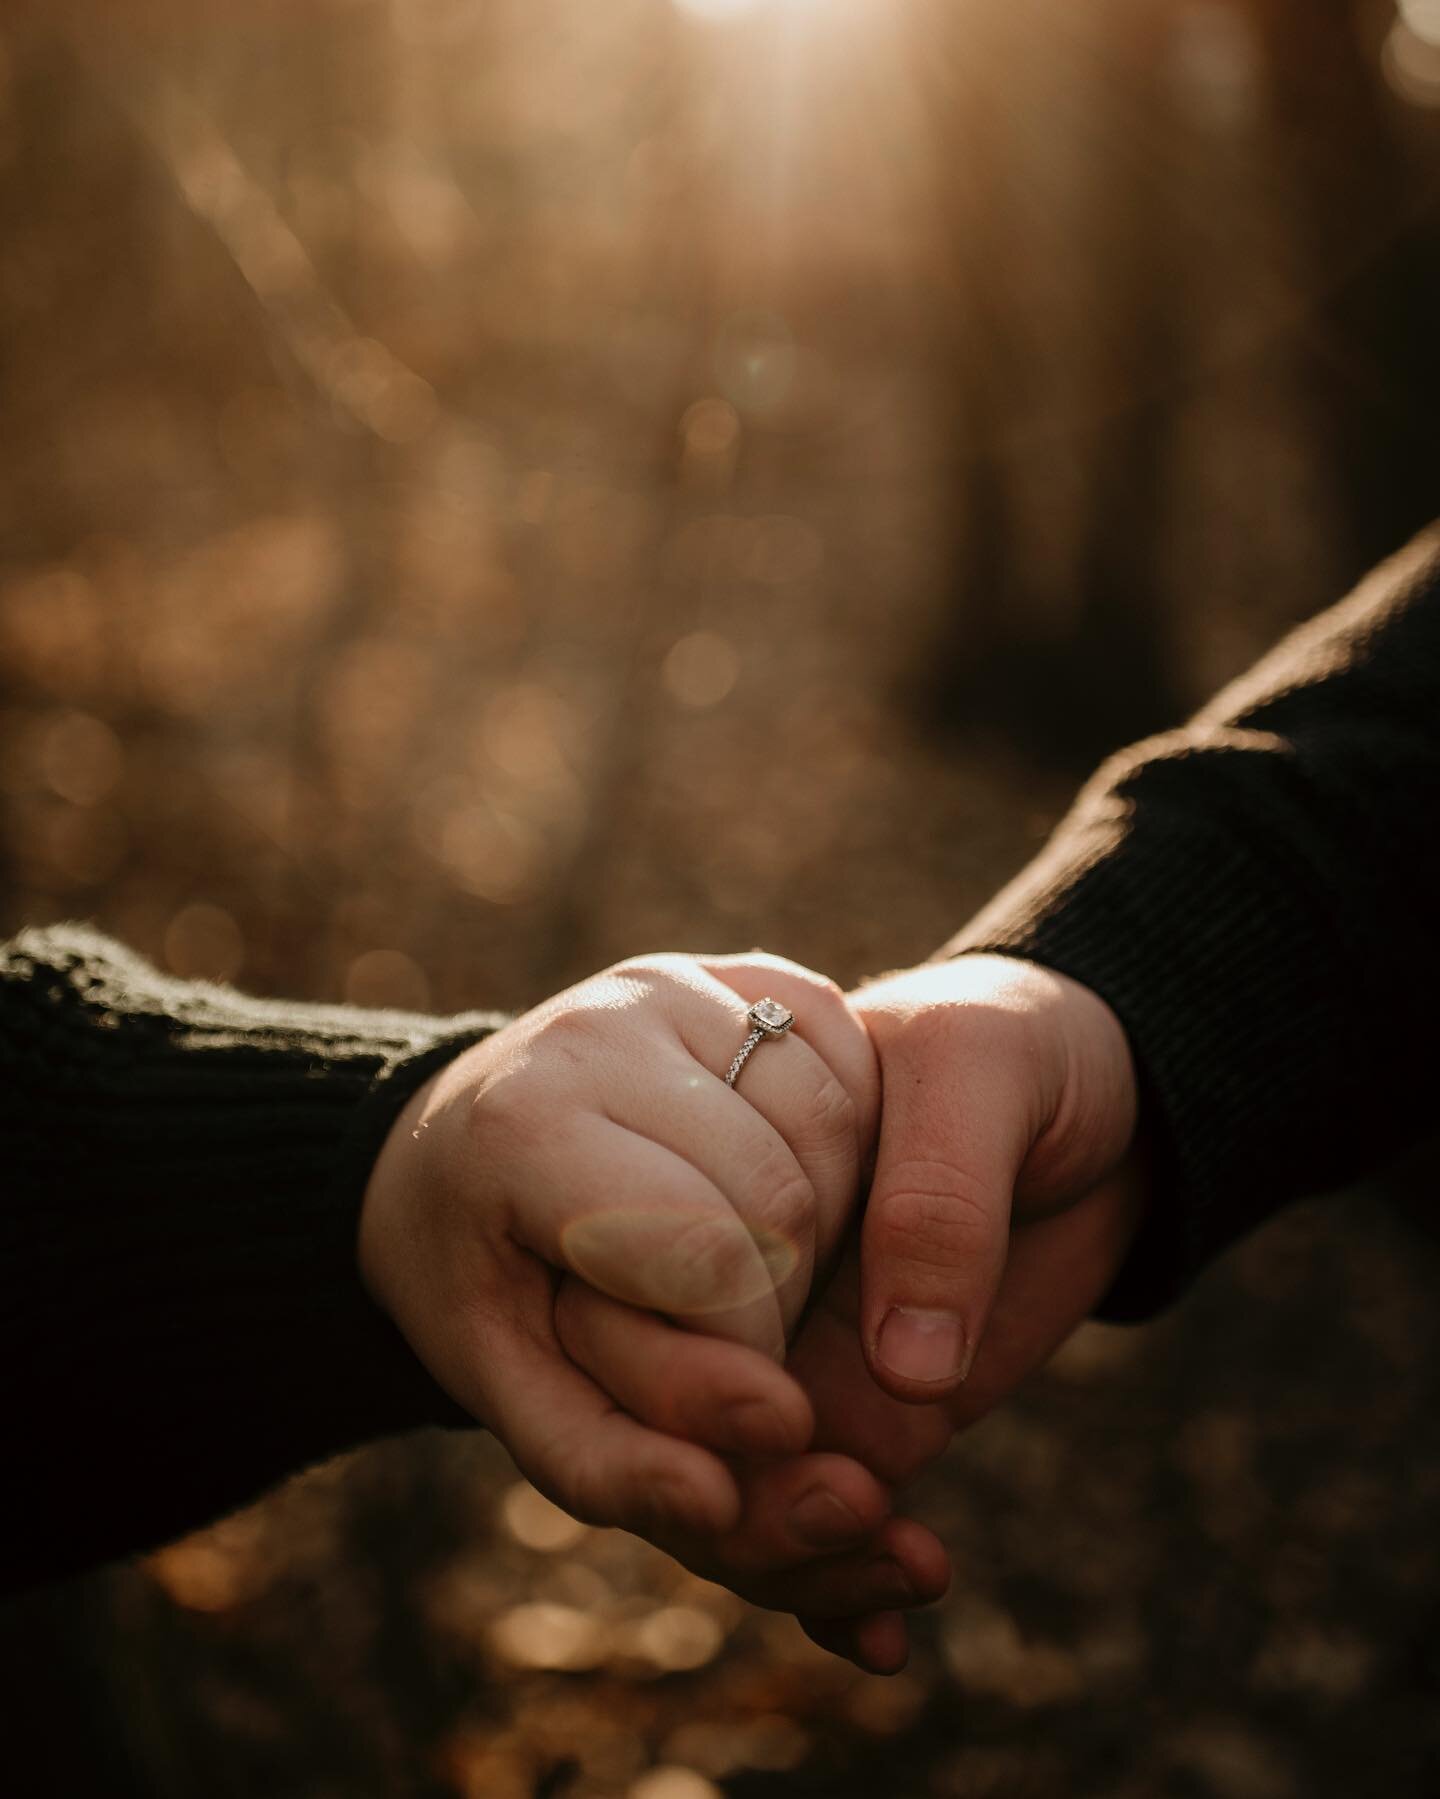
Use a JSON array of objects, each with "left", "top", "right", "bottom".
[{"left": 508, "top": 1114, "right": 789, "bottom": 1360}]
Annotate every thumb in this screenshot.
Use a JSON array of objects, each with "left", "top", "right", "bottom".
[{"left": 858, "top": 1005, "right": 1040, "bottom": 1402}]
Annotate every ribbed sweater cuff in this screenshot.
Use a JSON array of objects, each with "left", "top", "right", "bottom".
[
  {"left": 3, "top": 925, "right": 502, "bottom": 1586},
  {"left": 943, "top": 778, "right": 1367, "bottom": 1321},
  {"left": 943, "top": 536, "right": 1440, "bottom": 1322}
]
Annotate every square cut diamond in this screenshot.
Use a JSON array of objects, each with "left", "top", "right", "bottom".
[{"left": 749, "top": 997, "right": 794, "bottom": 1035}]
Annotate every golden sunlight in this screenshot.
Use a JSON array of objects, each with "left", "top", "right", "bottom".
[
  {"left": 672, "top": 0, "right": 838, "bottom": 21},
  {"left": 672, "top": 0, "right": 770, "bottom": 19},
  {"left": 1398, "top": 0, "right": 1440, "bottom": 44}
]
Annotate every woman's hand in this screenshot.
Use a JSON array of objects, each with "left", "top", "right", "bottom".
[{"left": 358, "top": 951, "right": 880, "bottom": 1544}]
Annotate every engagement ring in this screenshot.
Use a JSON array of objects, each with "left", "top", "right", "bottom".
[{"left": 724, "top": 997, "right": 795, "bottom": 1088}]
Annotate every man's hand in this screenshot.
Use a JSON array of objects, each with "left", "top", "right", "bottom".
[
  {"left": 852, "top": 954, "right": 1141, "bottom": 1399},
  {"left": 793, "top": 953, "right": 1145, "bottom": 1666}
]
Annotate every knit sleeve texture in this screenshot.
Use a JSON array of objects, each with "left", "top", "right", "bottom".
[
  {"left": 0, "top": 923, "right": 503, "bottom": 1591},
  {"left": 946, "top": 525, "right": 1440, "bottom": 1321}
]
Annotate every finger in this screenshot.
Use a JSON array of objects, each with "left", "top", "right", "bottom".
[
  {"left": 857, "top": 1010, "right": 1031, "bottom": 1401},
  {"left": 756, "top": 1561, "right": 917, "bottom": 1623},
  {"left": 506, "top": 1115, "right": 787, "bottom": 1359},
  {"left": 601, "top": 1027, "right": 826, "bottom": 1337},
  {"left": 786, "top": 1252, "right": 954, "bottom": 1486},
  {"left": 697, "top": 952, "right": 880, "bottom": 1140},
  {"left": 728, "top": 1452, "right": 892, "bottom": 1565},
  {"left": 434, "top": 1281, "right": 744, "bottom": 1538},
  {"left": 945, "top": 1161, "right": 1144, "bottom": 1431},
  {"left": 698, "top": 953, "right": 881, "bottom": 1271},
  {"left": 554, "top": 1278, "right": 813, "bottom": 1457},
  {"left": 749, "top": 1512, "right": 951, "bottom": 1618},
  {"left": 664, "top": 1509, "right": 949, "bottom": 1620},
  {"left": 802, "top": 1611, "right": 911, "bottom": 1675},
  {"left": 546, "top": 954, "right": 863, "bottom": 1339},
  {"left": 646, "top": 1451, "right": 892, "bottom": 1593},
  {"left": 610, "top": 955, "right": 872, "bottom": 1318}
]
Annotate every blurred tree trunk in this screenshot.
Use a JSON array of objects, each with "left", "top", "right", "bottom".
[
  {"left": 1246, "top": 0, "right": 1440, "bottom": 585},
  {"left": 913, "top": 0, "right": 1187, "bottom": 774},
  {"left": 913, "top": 0, "right": 1440, "bottom": 772}
]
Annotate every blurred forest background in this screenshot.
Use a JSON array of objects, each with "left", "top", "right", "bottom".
[{"left": 4, "top": 0, "right": 1440, "bottom": 1793}]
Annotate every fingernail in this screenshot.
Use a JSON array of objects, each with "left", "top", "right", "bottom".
[
  {"left": 876, "top": 1307, "right": 972, "bottom": 1385},
  {"left": 722, "top": 1398, "right": 799, "bottom": 1456},
  {"left": 789, "top": 1488, "right": 867, "bottom": 1550}
]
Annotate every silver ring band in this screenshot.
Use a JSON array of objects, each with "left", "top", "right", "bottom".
[{"left": 724, "top": 997, "right": 795, "bottom": 1087}]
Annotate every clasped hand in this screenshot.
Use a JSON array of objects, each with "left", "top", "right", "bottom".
[{"left": 360, "top": 951, "right": 1144, "bottom": 1672}]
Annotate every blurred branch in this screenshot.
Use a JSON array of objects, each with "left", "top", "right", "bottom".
[{"left": 56, "top": 14, "right": 437, "bottom": 445}]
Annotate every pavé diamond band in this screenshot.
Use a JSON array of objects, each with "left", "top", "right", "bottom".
[{"left": 724, "top": 997, "right": 795, "bottom": 1088}]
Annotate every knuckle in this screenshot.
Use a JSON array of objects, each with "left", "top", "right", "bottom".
[
  {"left": 737, "top": 1144, "right": 816, "bottom": 1246},
  {"left": 875, "top": 1160, "right": 996, "bottom": 1262},
  {"left": 663, "top": 1211, "right": 758, "bottom": 1311},
  {"left": 793, "top": 971, "right": 863, "bottom": 1051},
  {"left": 806, "top": 974, "right": 853, "bottom": 1032},
  {"left": 588, "top": 959, "right": 665, "bottom": 1016},
  {"left": 719, "top": 948, "right": 793, "bottom": 981},
  {"left": 561, "top": 1458, "right": 611, "bottom": 1529},
  {"left": 607, "top": 951, "right": 689, "bottom": 993},
  {"left": 535, "top": 991, "right": 651, "bottom": 1077},
  {"left": 765, "top": 952, "right": 842, "bottom": 1002},
  {"left": 546, "top": 990, "right": 621, "bottom": 1043},
  {"left": 766, "top": 959, "right": 844, "bottom": 1010},
  {"left": 470, "top": 1072, "right": 534, "bottom": 1148},
  {"left": 534, "top": 1015, "right": 598, "bottom": 1076},
  {"left": 809, "top": 968, "right": 846, "bottom": 1005},
  {"left": 801, "top": 1072, "right": 859, "bottom": 1157},
  {"left": 551, "top": 1432, "right": 622, "bottom": 1530}
]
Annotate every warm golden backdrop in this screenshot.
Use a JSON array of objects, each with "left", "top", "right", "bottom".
[{"left": 3, "top": 3, "right": 1440, "bottom": 1794}]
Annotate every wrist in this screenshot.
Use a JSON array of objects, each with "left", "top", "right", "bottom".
[{"left": 357, "top": 1065, "right": 445, "bottom": 1315}]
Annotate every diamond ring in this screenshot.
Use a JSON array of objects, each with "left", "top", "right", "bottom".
[{"left": 724, "top": 997, "right": 795, "bottom": 1088}]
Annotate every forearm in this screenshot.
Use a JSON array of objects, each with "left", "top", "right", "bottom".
[
  {"left": 0, "top": 924, "right": 498, "bottom": 1590},
  {"left": 948, "top": 525, "right": 1440, "bottom": 1316}
]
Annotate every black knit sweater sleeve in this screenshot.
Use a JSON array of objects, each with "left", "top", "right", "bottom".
[
  {"left": 946, "top": 525, "right": 1440, "bottom": 1321},
  {"left": 1, "top": 923, "right": 502, "bottom": 1591}
]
